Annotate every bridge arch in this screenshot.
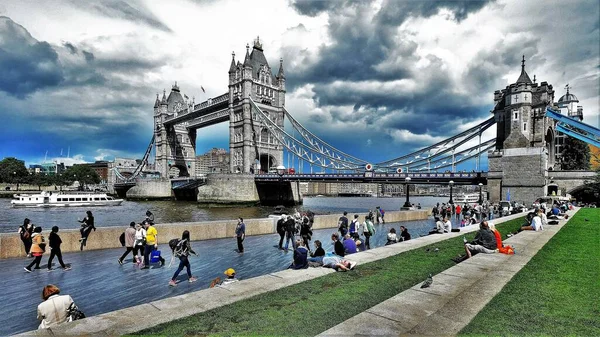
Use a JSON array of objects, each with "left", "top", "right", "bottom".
[
  {"left": 168, "top": 164, "right": 189, "bottom": 179},
  {"left": 545, "top": 128, "right": 555, "bottom": 168}
]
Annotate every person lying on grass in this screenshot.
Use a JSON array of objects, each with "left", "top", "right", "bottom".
[{"left": 322, "top": 255, "right": 356, "bottom": 271}]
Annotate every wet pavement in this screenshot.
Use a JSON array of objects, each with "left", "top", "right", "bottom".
[{"left": 1, "top": 218, "right": 441, "bottom": 335}]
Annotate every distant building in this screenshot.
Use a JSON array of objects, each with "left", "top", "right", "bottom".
[
  {"left": 28, "top": 162, "right": 65, "bottom": 175},
  {"left": 306, "top": 182, "right": 339, "bottom": 196},
  {"left": 196, "top": 148, "right": 230, "bottom": 175},
  {"left": 75, "top": 161, "right": 109, "bottom": 183}
]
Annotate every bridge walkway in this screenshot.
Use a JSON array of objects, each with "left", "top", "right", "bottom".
[{"left": 319, "top": 208, "right": 578, "bottom": 336}]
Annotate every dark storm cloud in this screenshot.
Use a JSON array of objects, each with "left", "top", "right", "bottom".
[
  {"left": 0, "top": 16, "right": 64, "bottom": 98},
  {"left": 82, "top": 50, "right": 95, "bottom": 62},
  {"left": 68, "top": 0, "right": 171, "bottom": 33},
  {"left": 64, "top": 42, "right": 78, "bottom": 54}
]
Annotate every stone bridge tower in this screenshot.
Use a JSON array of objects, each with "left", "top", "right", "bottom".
[
  {"left": 487, "top": 56, "right": 557, "bottom": 203},
  {"left": 154, "top": 84, "right": 197, "bottom": 179},
  {"left": 227, "top": 37, "right": 286, "bottom": 174}
]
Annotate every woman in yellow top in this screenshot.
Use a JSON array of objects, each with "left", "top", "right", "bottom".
[
  {"left": 141, "top": 222, "right": 164, "bottom": 269},
  {"left": 25, "top": 227, "right": 45, "bottom": 272}
]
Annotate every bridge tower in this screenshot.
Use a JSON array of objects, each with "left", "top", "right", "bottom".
[
  {"left": 487, "top": 56, "right": 557, "bottom": 203},
  {"left": 227, "top": 37, "right": 285, "bottom": 174},
  {"left": 154, "top": 83, "right": 197, "bottom": 179}
]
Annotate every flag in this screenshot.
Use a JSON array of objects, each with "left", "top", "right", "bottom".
[
  {"left": 201, "top": 86, "right": 205, "bottom": 93},
  {"left": 506, "top": 188, "right": 511, "bottom": 201}
]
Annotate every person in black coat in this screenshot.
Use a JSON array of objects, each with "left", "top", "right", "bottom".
[
  {"left": 283, "top": 216, "right": 296, "bottom": 251},
  {"left": 399, "top": 225, "right": 411, "bottom": 242},
  {"left": 276, "top": 215, "right": 286, "bottom": 250},
  {"left": 48, "top": 226, "right": 70, "bottom": 271},
  {"left": 78, "top": 210, "right": 96, "bottom": 251},
  {"left": 331, "top": 233, "right": 345, "bottom": 257}
]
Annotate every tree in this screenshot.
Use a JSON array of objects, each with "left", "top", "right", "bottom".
[
  {"left": 0, "top": 157, "right": 29, "bottom": 188},
  {"left": 28, "top": 173, "right": 53, "bottom": 191},
  {"left": 560, "top": 137, "right": 591, "bottom": 170},
  {"left": 62, "top": 165, "right": 101, "bottom": 190}
]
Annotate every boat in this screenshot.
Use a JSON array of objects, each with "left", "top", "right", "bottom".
[
  {"left": 11, "top": 191, "right": 123, "bottom": 208},
  {"left": 453, "top": 193, "right": 483, "bottom": 204}
]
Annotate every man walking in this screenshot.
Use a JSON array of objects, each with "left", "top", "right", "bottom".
[
  {"left": 235, "top": 217, "right": 246, "bottom": 253},
  {"left": 141, "top": 221, "right": 165, "bottom": 269},
  {"left": 118, "top": 222, "right": 137, "bottom": 265},
  {"left": 338, "top": 211, "right": 348, "bottom": 237}
]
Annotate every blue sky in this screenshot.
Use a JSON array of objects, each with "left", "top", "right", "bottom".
[{"left": 0, "top": 0, "right": 598, "bottom": 171}]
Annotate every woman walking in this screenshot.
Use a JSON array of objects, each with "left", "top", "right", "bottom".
[
  {"left": 47, "top": 226, "right": 70, "bottom": 271},
  {"left": 133, "top": 223, "right": 147, "bottom": 265},
  {"left": 78, "top": 210, "right": 96, "bottom": 251},
  {"left": 18, "top": 218, "right": 34, "bottom": 257},
  {"left": 25, "top": 227, "right": 45, "bottom": 272},
  {"left": 169, "top": 230, "right": 198, "bottom": 286}
]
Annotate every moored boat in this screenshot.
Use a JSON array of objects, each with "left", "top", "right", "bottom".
[{"left": 11, "top": 191, "right": 123, "bottom": 208}]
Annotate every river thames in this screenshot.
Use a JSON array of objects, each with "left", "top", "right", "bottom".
[{"left": 0, "top": 196, "right": 447, "bottom": 233}]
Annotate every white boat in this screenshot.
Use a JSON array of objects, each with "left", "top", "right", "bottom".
[
  {"left": 453, "top": 193, "right": 482, "bottom": 204},
  {"left": 11, "top": 191, "right": 123, "bottom": 208}
]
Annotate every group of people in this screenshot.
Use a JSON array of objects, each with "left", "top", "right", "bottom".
[
  {"left": 20, "top": 218, "right": 71, "bottom": 272},
  {"left": 432, "top": 202, "right": 496, "bottom": 227},
  {"left": 276, "top": 210, "right": 314, "bottom": 251}
]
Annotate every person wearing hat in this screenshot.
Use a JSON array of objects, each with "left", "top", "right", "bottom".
[{"left": 222, "top": 268, "right": 239, "bottom": 285}]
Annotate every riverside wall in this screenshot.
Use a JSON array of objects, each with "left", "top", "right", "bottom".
[{"left": 0, "top": 210, "right": 429, "bottom": 259}]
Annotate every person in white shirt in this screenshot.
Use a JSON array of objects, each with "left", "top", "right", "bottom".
[
  {"left": 37, "top": 284, "right": 77, "bottom": 329},
  {"left": 443, "top": 217, "right": 452, "bottom": 233},
  {"left": 521, "top": 210, "right": 544, "bottom": 231}
]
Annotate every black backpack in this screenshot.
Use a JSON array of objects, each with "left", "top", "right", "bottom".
[
  {"left": 169, "top": 238, "right": 186, "bottom": 256},
  {"left": 119, "top": 232, "right": 125, "bottom": 247}
]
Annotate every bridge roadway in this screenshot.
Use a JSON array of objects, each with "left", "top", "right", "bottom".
[
  {"left": 1, "top": 217, "right": 442, "bottom": 336},
  {"left": 255, "top": 172, "right": 487, "bottom": 185}
]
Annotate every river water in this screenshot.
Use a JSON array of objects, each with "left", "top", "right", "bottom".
[{"left": 0, "top": 196, "right": 447, "bottom": 233}]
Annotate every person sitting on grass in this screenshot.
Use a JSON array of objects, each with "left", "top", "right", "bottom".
[
  {"left": 309, "top": 240, "right": 325, "bottom": 263},
  {"left": 322, "top": 255, "right": 356, "bottom": 272},
  {"left": 429, "top": 220, "right": 445, "bottom": 235},
  {"left": 222, "top": 268, "right": 239, "bottom": 285}
]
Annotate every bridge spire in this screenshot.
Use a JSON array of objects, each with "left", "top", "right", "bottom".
[
  {"left": 154, "top": 93, "right": 160, "bottom": 108},
  {"left": 244, "top": 43, "right": 251, "bottom": 66},
  {"left": 161, "top": 89, "right": 167, "bottom": 105},
  {"left": 277, "top": 57, "right": 285, "bottom": 79},
  {"left": 229, "top": 51, "right": 236, "bottom": 73},
  {"left": 516, "top": 54, "right": 532, "bottom": 84}
]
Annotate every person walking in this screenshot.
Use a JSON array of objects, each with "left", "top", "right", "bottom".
[
  {"left": 283, "top": 215, "right": 296, "bottom": 251},
  {"left": 37, "top": 284, "right": 79, "bottom": 329},
  {"left": 141, "top": 221, "right": 164, "bottom": 269},
  {"left": 300, "top": 214, "right": 313, "bottom": 251},
  {"left": 78, "top": 210, "right": 96, "bottom": 251},
  {"left": 338, "top": 211, "right": 349, "bottom": 237},
  {"left": 18, "top": 218, "right": 34, "bottom": 257},
  {"left": 349, "top": 214, "right": 360, "bottom": 240},
  {"left": 47, "top": 226, "right": 70, "bottom": 271},
  {"left": 169, "top": 230, "right": 198, "bottom": 286},
  {"left": 25, "top": 226, "right": 45, "bottom": 272},
  {"left": 276, "top": 215, "right": 286, "bottom": 250},
  {"left": 363, "top": 216, "right": 375, "bottom": 249},
  {"left": 133, "top": 223, "right": 146, "bottom": 266},
  {"left": 118, "top": 222, "right": 137, "bottom": 265},
  {"left": 235, "top": 217, "right": 246, "bottom": 253}
]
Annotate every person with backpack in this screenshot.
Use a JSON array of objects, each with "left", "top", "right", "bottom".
[
  {"left": 118, "top": 222, "right": 137, "bottom": 265},
  {"left": 348, "top": 214, "right": 360, "bottom": 240},
  {"left": 47, "top": 226, "right": 70, "bottom": 271},
  {"left": 338, "top": 211, "right": 348, "bottom": 237},
  {"left": 362, "top": 216, "right": 375, "bottom": 249},
  {"left": 18, "top": 218, "right": 34, "bottom": 257},
  {"left": 25, "top": 226, "right": 45, "bottom": 272},
  {"left": 168, "top": 230, "right": 198, "bottom": 286},
  {"left": 379, "top": 207, "right": 385, "bottom": 224},
  {"left": 77, "top": 210, "right": 96, "bottom": 251}
]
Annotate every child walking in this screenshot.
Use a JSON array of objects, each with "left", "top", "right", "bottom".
[{"left": 47, "top": 226, "right": 71, "bottom": 271}]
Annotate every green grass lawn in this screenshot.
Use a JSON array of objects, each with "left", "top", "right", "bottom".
[
  {"left": 460, "top": 208, "right": 600, "bottom": 337},
  {"left": 132, "top": 216, "right": 526, "bottom": 337}
]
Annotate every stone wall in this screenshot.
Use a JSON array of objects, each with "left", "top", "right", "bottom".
[
  {"left": 126, "top": 179, "right": 172, "bottom": 200},
  {"left": 0, "top": 210, "right": 429, "bottom": 259},
  {"left": 197, "top": 173, "right": 260, "bottom": 203}
]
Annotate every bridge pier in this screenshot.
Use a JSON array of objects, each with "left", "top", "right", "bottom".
[{"left": 126, "top": 179, "right": 173, "bottom": 200}]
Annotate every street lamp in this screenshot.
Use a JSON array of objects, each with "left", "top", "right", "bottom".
[
  {"left": 478, "top": 182, "right": 483, "bottom": 204},
  {"left": 13, "top": 171, "right": 18, "bottom": 191},
  {"left": 276, "top": 165, "right": 286, "bottom": 205},
  {"left": 448, "top": 180, "right": 454, "bottom": 204},
  {"left": 403, "top": 177, "right": 412, "bottom": 208}
]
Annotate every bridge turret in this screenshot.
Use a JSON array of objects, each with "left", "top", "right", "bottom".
[{"left": 153, "top": 93, "right": 160, "bottom": 113}]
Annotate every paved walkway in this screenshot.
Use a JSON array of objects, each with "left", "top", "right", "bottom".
[
  {"left": 15, "top": 212, "right": 529, "bottom": 337},
  {"left": 319, "top": 209, "right": 578, "bottom": 336}
]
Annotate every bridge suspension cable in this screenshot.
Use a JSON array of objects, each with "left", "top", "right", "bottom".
[
  {"left": 113, "top": 135, "right": 155, "bottom": 182},
  {"left": 250, "top": 99, "right": 364, "bottom": 171},
  {"left": 406, "top": 139, "right": 496, "bottom": 172},
  {"left": 375, "top": 117, "right": 496, "bottom": 170}
]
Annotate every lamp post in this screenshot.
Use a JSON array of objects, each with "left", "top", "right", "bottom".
[
  {"left": 13, "top": 171, "right": 18, "bottom": 191},
  {"left": 448, "top": 180, "right": 454, "bottom": 204},
  {"left": 478, "top": 182, "right": 483, "bottom": 204},
  {"left": 403, "top": 177, "right": 412, "bottom": 208},
  {"left": 276, "top": 165, "right": 286, "bottom": 205}
]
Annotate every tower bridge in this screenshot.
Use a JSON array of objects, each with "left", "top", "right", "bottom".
[{"left": 113, "top": 40, "right": 598, "bottom": 205}]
